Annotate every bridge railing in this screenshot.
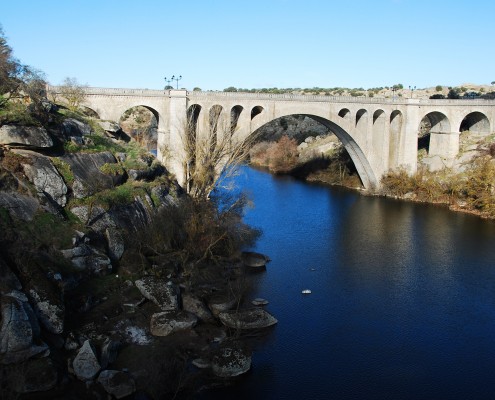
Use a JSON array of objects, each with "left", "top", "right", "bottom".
[
  {"left": 46, "top": 85, "right": 495, "bottom": 106},
  {"left": 47, "top": 85, "right": 168, "bottom": 97},
  {"left": 187, "top": 91, "right": 495, "bottom": 106}
]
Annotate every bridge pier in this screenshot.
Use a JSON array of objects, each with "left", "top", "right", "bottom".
[{"left": 429, "top": 132, "right": 460, "bottom": 160}]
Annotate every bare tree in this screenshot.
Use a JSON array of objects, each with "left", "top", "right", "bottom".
[
  {"left": 176, "top": 105, "right": 258, "bottom": 199},
  {"left": 58, "top": 77, "right": 87, "bottom": 110}
]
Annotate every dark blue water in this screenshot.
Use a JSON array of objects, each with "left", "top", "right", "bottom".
[{"left": 201, "top": 167, "right": 495, "bottom": 400}]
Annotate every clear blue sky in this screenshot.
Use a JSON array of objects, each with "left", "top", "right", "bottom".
[{"left": 2, "top": 0, "right": 494, "bottom": 90}]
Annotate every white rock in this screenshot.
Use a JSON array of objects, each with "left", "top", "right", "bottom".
[{"left": 73, "top": 340, "right": 101, "bottom": 381}]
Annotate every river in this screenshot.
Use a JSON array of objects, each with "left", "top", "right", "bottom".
[{"left": 199, "top": 166, "right": 495, "bottom": 400}]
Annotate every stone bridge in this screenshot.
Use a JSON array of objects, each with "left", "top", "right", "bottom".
[{"left": 49, "top": 86, "right": 495, "bottom": 190}]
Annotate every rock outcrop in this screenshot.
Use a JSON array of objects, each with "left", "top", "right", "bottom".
[
  {"left": 16, "top": 150, "right": 68, "bottom": 207},
  {"left": 218, "top": 308, "right": 278, "bottom": 329},
  {"left": 62, "top": 151, "right": 124, "bottom": 198},
  {"left": 135, "top": 277, "right": 178, "bottom": 311},
  {"left": 211, "top": 343, "right": 252, "bottom": 378},
  {"left": 0, "top": 125, "right": 54, "bottom": 148},
  {"left": 0, "top": 290, "right": 49, "bottom": 364},
  {"left": 150, "top": 311, "right": 197, "bottom": 337}
]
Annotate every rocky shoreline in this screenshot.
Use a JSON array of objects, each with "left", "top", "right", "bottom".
[{"left": 0, "top": 107, "right": 277, "bottom": 399}]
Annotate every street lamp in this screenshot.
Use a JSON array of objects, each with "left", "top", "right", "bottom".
[
  {"left": 164, "top": 77, "right": 172, "bottom": 89},
  {"left": 171, "top": 75, "right": 182, "bottom": 89},
  {"left": 409, "top": 85, "right": 416, "bottom": 98}
]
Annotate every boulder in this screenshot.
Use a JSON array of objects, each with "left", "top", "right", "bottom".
[
  {"left": 70, "top": 205, "right": 115, "bottom": 232},
  {"left": 241, "top": 251, "right": 270, "bottom": 268},
  {"left": 211, "top": 343, "right": 252, "bottom": 378},
  {"left": 62, "top": 118, "right": 91, "bottom": 137},
  {"left": 0, "top": 291, "right": 49, "bottom": 364},
  {"left": 72, "top": 340, "right": 101, "bottom": 381},
  {"left": 0, "top": 193, "right": 39, "bottom": 221},
  {"left": 218, "top": 308, "right": 278, "bottom": 329},
  {"left": 251, "top": 298, "right": 269, "bottom": 306},
  {"left": 62, "top": 152, "right": 124, "bottom": 198},
  {"left": 208, "top": 295, "right": 237, "bottom": 316},
  {"left": 105, "top": 227, "right": 125, "bottom": 261},
  {"left": 0, "top": 125, "right": 53, "bottom": 148},
  {"left": 150, "top": 311, "right": 197, "bottom": 337},
  {"left": 28, "top": 287, "right": 65, "bottom": 334},
  {"left": 98, "top": 120, "right": 120, "bottom": 133},
  {"left": 182, "top": 293, "right": 214, "bottom": 322},
  {"left": 135, "top": 277, "right": 178, "bottom": 311},
  {"left": 15, "top": 150, "right": 67, "bottom": 207},
  {"left": 61, "top": 242, "right": 112, "bottom": 275},
  {"left": 97, "top": 370, "right": 136, "bottom": 399}
]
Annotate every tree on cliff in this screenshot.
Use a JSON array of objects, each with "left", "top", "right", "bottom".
[
  {"left": 58, "top": 77, "right": 87, "bottom": 110},
  {"left": 0, "top": 26, "right": 46, "bottom": 108}
]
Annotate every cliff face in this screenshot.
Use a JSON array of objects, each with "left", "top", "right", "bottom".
[{"left": 0, "top": 110, "right": 182, "bottom": 395}]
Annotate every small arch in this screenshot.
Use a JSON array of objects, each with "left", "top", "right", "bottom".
[
  {"left": 186, "top": 104, "right": 202, "bottom": 139},
  {"left": 230, "top": 105, "right": 243, "bottom": 134},
  {"left": 338, "top": 108, "right": 350, "bottom": 119},
  {"left": 356, "top": 109, "right": 368, "bottom": 126},
  {"left": 418, "top": 111, "right": 451, "bottom": 154},
  {"left": 209, "top": 105, "right": 223, "bottom": 134},
  {"left": 251, "top": 106, "right": 263, "bottom": 120},
  {"left": 119, "top": 105, "right": 159, "bottom": 151},
  {"left": 82, "top": 106, "right": 100, "bottom": 119},
  {"left": 459, "top": 111, "right": 490, "bottom": 134},
  {"left": 372, "top": 110, "right": 385, "bottom": 124}
]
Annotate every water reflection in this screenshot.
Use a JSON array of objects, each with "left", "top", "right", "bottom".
[{"left": 200, "top": 167, "right": 495, "bottom": 400}]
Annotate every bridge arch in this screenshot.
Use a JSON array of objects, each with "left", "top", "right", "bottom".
[
  {"left": 230, "top": 105, "right": 243, "bottom": 134},
  {"left": 119, "top": 105, "right": 159, "bottom": 150},
  {"left": 418, "top": 111, "right": 451, "bottom": 154},
  {"left": 82, "top": 106, "right": 100, "bottom": 119},
  {"left": 251, "top": 113, "right": 378, "bottom": 189},
  {"left": 251, "top": 106, "right": 263, "bottom": 120},
  {"left": 120, "top": 105, "right": 160, "bottom": 126},
  {"left": 459, "top": 111, "right": 490, "bottom": 134}
]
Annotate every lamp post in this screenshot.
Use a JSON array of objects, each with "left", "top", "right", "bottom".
[
  {"left": 164, "top": 77, "right": 172, "bottom": 89},
  {"left": 391, "top": 86, "right": 397, "bottom": 100},
  {"left": 409, "top": 85, "right": 416, "bottom": 98},
  {"left": 171, "top": 75, "right": 182, "bottom": 89}
]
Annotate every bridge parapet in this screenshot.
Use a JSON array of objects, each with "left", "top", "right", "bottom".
[
  {"left": 47, "top": 85, "right": 168, "bottom": 97},
  {"left": 187, "top": 90, "right": 495, "bottom": 106}
]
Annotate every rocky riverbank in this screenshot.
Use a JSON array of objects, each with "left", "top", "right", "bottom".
[
  {"left": 0, "top": 104, "right": 275, "bottom": 399},
  {"left": 249, "top": 128, "right": 495, "bottom": 220}
]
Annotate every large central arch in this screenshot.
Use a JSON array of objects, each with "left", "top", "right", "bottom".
[{"left": 250, "top": 113, "right": 379, "bottom": 190}]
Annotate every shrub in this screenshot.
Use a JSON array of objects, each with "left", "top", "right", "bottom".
[
  {"left": 435, "top": 85, "right": 443, "bottom": 92},
  {"left": 380, "top": 168, "right": 416, "bottom": 196},
  {"left": 267, "top": 135, "right": 298, "bottom": 173}
]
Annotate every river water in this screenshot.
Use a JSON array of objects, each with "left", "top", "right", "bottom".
[{"left": 200, "top": 166, "right": 495, "bottom": 400}]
